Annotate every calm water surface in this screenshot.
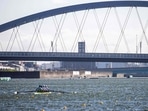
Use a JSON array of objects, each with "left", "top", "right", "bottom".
[{"left": 0, "top": 78, "right": 148, "bottom": 111}]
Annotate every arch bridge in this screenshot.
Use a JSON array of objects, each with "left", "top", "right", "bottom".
[{"left": 0, "top": 1, "right": 148, "bottom": 62}]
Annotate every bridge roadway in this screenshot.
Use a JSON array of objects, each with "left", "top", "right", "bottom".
[{"left": 0, "top": 52, "right": 148, "bottom": 62}]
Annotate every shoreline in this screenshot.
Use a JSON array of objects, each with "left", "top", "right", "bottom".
[{"left": 0, "top": 70, "right": 148, "bottom": 79}]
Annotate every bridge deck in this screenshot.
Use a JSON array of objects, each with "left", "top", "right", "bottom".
[{"left": 0, "top": 52, "right": 148, "bottom": 62}]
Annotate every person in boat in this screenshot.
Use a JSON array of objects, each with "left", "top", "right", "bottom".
[{"left": 36, "top": 85, "right": 50, "bottom": 92}]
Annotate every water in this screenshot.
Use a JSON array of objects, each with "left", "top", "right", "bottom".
[{"left": 0, "top": 78, "right": 148, "bottom": 111}]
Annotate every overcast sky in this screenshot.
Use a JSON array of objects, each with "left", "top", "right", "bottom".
[
  {"left": 0, "top": 0, "right": 109, "bottom": 24},
  {"left": 0, "top": 0, "right": 148, "bottom": 53},
  {"left": 1, "top": 0, "right": 146, "bottom": 23}
]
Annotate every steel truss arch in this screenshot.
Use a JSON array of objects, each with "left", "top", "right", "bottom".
[{"left": 0, "top": 1, "right": 148, "bottom": 32}]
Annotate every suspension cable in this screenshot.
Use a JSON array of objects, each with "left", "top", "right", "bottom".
[
  {"left": 52, "top": 15, "right": 67, "bottom": 51},
  {"left": 114, "top": 7, "right": 130, "bottom": 53},
  {"left": 0, "top": 42, "right": 3, "bottom": 51},
  {"left": 94, "top": 8, "right": 110, "bottom": 52},
  {"left": 72, "top": 11, "right": 87, "bottom": 51},
  {"left": 72, "top": 12, "right": 88, "bottom": 52},
  {"left": 93, "top": 8, "right": 111, "bottom": 52},
  {"left": 71, "top": 12, "right": 82, "bottom": 51},
  {"left": 15, "top": 26, "right": 25, "bottom": 51},
  {"left": 71, "top": 10, "right": 89, "bottom": 52},
  {"left": 28, "top": 19, "right": 44, "bottom": 51},
  {"left": 28, "top": 20, "right": 39, "bottom": 51},
  {"left": 114, "top": 7, "right": 132, "bottom": 53},
  {"left": 10, "top": 28, "right": 17, "bottom": 51},
  {"left": 6, "top": 28, "right": 15, "bottom": 51},
  {"left": 137, "top": 19, "right": 148, "bottom": 52},
  {"left": 9, "top": 26, "right": 23, "bottom": 51},
  {"left": 37, "top": 19, "right": 46, "bottom": 51},
  {"left": 50, "top": 14, "right": 67, "bottom": 52},
  {"left": 29, "top": 20, "right": 43, "bottom": 51},
  {"left": 93, "top": 9, "right": 109, "bottom": 52},
  {"left": 135, "top": 7, "right": 148, "bottom": 47},
  {"left": 15, "top": 27, "right": 22, "bottom": 51},
  {"left": 31, "top": 19, "right": 44, "bottom": 51}
]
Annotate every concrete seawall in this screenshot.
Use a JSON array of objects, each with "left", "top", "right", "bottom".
[
  {"left": 0, "top": 71, "right": 113, "bottom": 79},
  {"left": 40, "top": 71, "right": 73, "bottom": 79},
  {"left": 0, "top": 70, "right": 147, "bottom": 79},
  {"left": 39, "top": 71, "right": 113, "bottom": 79},
  {"left": 0, "top": 71, "right": 40, "bottom": 78}
]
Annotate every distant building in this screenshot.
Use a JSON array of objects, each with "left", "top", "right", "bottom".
[
  {"left": 78, "top": 42, "right": 85, "bottom": 53},
  {"left": 39, "top": 62, "right": 61, "bottom": 70},
  {"left": 61, "top": 61, "right": 96, "bottom": 70},
  {"left": 61, "top": 42, "right": 97, "bottom": 70},
  {"left": 0, "top": 61, "right": 38, "bottom": 71},
  {"left": 96, "top": 62, "right": 112, "bottom": 68},
  {"left": 96, "top": 62, "right": 148, "bottom": 68},
  {"left": 23, "top": 62, "right": 38, "bottom": 71}
]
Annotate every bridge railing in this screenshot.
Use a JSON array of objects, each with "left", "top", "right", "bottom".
[{"left": 0, "top": 51, "right": 148, "bottom": 62}]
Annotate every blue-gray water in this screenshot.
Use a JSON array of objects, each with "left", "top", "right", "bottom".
[{"left": 0, "top": 78, "right": 148, "bottom": 111}]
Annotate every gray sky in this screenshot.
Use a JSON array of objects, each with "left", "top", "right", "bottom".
[
  {"left": 0, "top": 0, "right": 148, "bottom": 53},
  {"left": 0, "top": 0, "right": 107, "bottom": 24}
]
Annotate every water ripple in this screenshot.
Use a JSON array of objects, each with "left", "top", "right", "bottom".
[{"left": 0, "top": 78, "right": 148, "bottom": 111}]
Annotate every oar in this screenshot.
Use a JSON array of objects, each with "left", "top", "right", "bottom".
[
  {"left": 48, "top": 89, "right": 70, "bottom": 94},
  {"left": 14, "top": 90, "right": 35, "bottom": 94},
  {"left": 14, "top": 90, "right": 70, "bottom": 94}
]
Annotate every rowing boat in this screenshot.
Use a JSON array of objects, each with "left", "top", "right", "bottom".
[
  {"left": 34, "top": 92, "right": 52, "bottom": 95},
  {"left": 14, "top": 85, "right": 69, "bottom": 95}
]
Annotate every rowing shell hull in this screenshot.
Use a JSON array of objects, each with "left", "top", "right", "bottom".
[{"left": 34, "top": 92, "right": 52, "bottom": 95}]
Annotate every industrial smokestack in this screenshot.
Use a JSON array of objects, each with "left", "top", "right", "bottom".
[
  {"left": 140, "top": 41, "right": 142, "bottom": 54},
  {"left": 51, "top": 41, "right": 53, "bottom": 52}
]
